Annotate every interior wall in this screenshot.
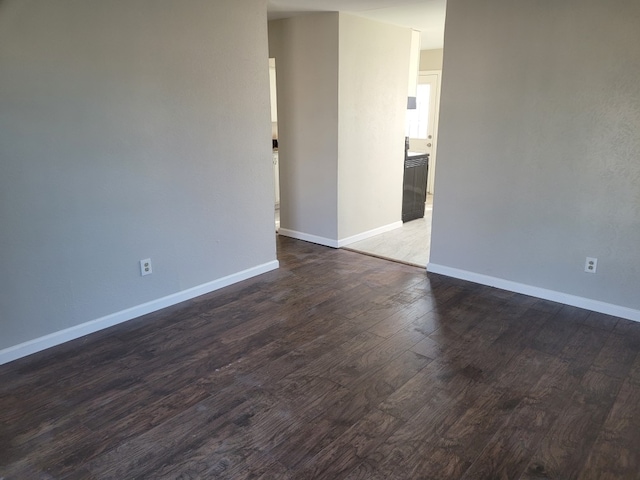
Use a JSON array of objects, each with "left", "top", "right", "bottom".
[
  {"left": 430, "top": 0, "right": 640, "bottom": 314},
  {"left": 0, "top": 0, "right": 276, "bottom": 353},
  {"left": 337, "top": 14, "right": 410, "bottom": 240},
  {"left": 419, "top": 48, "right": 443, "bottom": 71},
  {"left": 268, "top": 14, "right": 340, "bottom": 241}
]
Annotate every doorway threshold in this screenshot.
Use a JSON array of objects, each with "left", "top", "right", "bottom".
[
  {"left": 341, "top": 247, "right": 425, "bottom": 269},
  {"left": 341, "top": 194, "right": 432, "bottom": 268}
]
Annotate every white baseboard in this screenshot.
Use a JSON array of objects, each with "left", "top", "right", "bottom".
[
  {"left": 278, "top": 222, "right": 403, "bottom": 249},
  {"left": 0, "top": 260, "right": 280, "bottom": 366},
  {"left": 337, "top": 221, "right": 403, "bottom": 247},
  {"left": 427, "top": 263, "right": 640, "bottom": 323},
  {"left": 278, "top": 229, "right": 339, "bottom": 248}
]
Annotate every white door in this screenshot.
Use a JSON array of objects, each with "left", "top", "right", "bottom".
[
  {"left": 407, "top": 73, "right": 440, "bottom": 193},
  {"left": 269, "top": 59, "right": 280, "bottom": 208},
  {"left": 273, "top": 151, "right": 280, "bottom": 207}
]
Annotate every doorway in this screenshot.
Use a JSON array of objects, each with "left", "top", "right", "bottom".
[
  {"left": 344, "top": 70, "right": 441, "bottom": 267},
  {"left": 269, "top": 58, "right": 280, "bottom": 231},
  {"left": 408, "top": 72, "right": 441, "bottom": 194}
]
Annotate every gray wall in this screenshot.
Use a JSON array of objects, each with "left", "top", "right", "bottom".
[
  {"left": 337, "top": 14, "right": 409, "bottom": 240},
  {"left": 0, "top": 0, "right": 276, "bottom": 351},
  {"left": 430, "top": 0, "right": 640, "bottom": 313},
  {"left": 268, "top": 14, "right": 340, "bottom": 241},
  {"left": 269, "top": 13, "right": 410, "bottom": 245}
]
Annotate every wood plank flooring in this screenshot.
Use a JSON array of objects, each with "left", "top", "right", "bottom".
[{"left": 1, "top": 236, "right": 640, "bottom": 479}]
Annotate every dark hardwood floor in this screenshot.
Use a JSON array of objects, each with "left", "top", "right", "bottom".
[{"left": 1, "top": 236, "right": 640, "bottom": 479}]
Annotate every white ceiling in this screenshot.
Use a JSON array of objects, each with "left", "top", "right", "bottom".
[{"left": 267, "top": 0, "right": 447, "bottom": 50}]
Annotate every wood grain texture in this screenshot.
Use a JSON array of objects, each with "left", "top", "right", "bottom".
[{"left": 1, "top": 236, "right": 638, "bottom": 479}]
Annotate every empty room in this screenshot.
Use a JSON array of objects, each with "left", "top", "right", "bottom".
[{"left": 1, "top": 0, "right": 639, "bottom": 478}]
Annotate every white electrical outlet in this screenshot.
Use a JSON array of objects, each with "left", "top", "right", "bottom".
[
  {"left": 140, "top": 258, "right": 152, "bottom": 276},
  {"left": 584, "top": 257, "right": 597, "bottom": 273}
]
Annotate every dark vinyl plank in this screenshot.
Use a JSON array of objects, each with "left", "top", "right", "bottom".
[
  {"left": 559, "top": 323, "right": 609, "bottom": 380},
  {"left": 366, "top": 300, "right": 434, "bottom": 339},
  {"left": 362, "top": 374, "right": 492, "bottom": 479},
  {"left": 576, "top": 380, "right": 640, "bottom": 480},
  {"left": 296, "top": 408, "right": 403, "bottom": 478},
  {"left": 1, "top": 236, "right": 639, "bottom": 480},
  {"left": 519, "top": 369, "right": 626, "bottom": 480},
  {"left": 83, "top": 388, "right": 270, "bottom": 479},
  {"left": 406, "top": 386, "right": 514, "bottom": 479},
  {"left": 591, "top": 332, "right": 639, "bottom": 379},
  {"left": 583, "top": 311, "right": 620, "bottom": 332},
  {"left": 265, "top": 350, "right": 431, "bottom": 471},
  {"left": 446, "top": 352, "right": 570, "bottom": 478}
]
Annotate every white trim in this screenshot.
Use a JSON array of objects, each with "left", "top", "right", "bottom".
[
  {"left": 278, "top": 229, "right": 339, "bottom": 248},
  {"left": 337, "top": 221, "right": 403, "bottom": 248},
  {"left": 419, "top": 69, "right": 442, "bottom": 76},
  {"left": 427, "top": 263, "right": 640, "bottom": 323},
  {"left": 278, "top": 222, "right": 404, "bottom": 249},
  {"left": 417, "top": 71, "right": 442, "bottom": 195},
  {"left": 0, "top": 260, "right": 280, "bottom": 365}
]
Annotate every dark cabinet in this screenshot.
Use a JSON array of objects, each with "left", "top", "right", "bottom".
[{"left": 402, "top": 152, "right": 429, "bottom": 222}]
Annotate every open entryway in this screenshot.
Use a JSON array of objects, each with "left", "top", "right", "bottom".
[
  {"left": 344, "top": 70, "right": 441, "bottom": 267},
  {"left": 269, "top": 58, "right": 281, "bottom": 232},
  {"left": 408, "top": 72, "right": 441, "bottom": 195}
]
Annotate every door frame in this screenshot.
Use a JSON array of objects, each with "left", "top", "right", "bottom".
[{"left": 419, "top": 70, "right": 442, "bottom": 194}]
